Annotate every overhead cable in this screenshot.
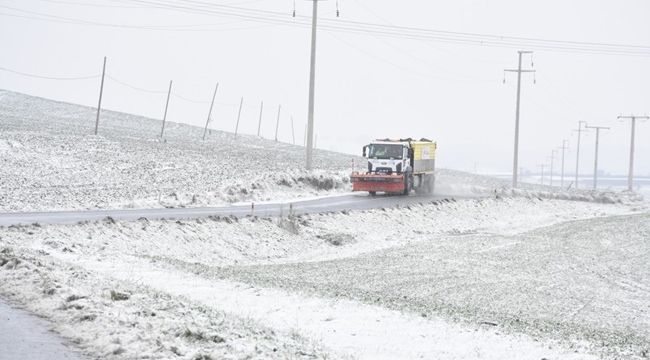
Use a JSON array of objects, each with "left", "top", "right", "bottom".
[{"left": 0, "top": 65, "right": 100, "bottom": 80}]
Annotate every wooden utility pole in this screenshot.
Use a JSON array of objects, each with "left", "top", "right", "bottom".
[
  {"left": 618, "top": 115, "right": 648, "bottom": 191},
  {"left": 94, "top": 56, "right": 106, "bottom": 135},
  {"left": 558, "top": 140, "right": 569, "bottom": 188},
  {"left": 257, "top": 101, "right": 263, "bottom": 137},
  {"left": 203, "top": 83, "right": 219, "bottom": 141},
  {"left": 160, "top": 80, "right": 172, "bottom": 138},
  {"left": 234, "top": 97, "right": 244, "bottom": 139},
  {"left": 572, "top": 121, "right": 587, "bottom": 189},
  {"left": 291, "top": 116, "right": 296, "bottom": 145},
  {"left": 504, "top": 51, "right": 535, "bottom": 188},
  {"left": 275, "top": 104, "right": 281, "bottom": 142},
  {"left": 585, "top": 125, "right": 610, "bottom": 189}
]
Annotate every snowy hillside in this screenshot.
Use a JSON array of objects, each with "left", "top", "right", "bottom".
[
  {"left": 0, "top": 90, "right": 358, "bottom": 212},
  {"left": 1, "top": 90, "right": 649, "bottom": 359}
]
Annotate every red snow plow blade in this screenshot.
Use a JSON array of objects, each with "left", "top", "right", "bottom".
[{"left": 350, "top": 173, "right": 405, "bottom": 193}]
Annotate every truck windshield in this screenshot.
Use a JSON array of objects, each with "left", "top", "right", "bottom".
[{"left": 368, "top": 144, "right": 402, "bottom": 159}]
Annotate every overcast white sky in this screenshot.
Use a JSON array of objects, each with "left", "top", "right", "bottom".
[{"left": 1, "top": 0, "right": 649, "bottom": 176}]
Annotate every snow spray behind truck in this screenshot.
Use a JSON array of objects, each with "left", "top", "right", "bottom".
[{"left": 350, "top": 138, "right": 436, "bottom": 195}]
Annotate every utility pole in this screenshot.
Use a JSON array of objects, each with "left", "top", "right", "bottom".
[
  {"left": 160, "top": 80, "right": 172, "bottom": 138},
  {"left": 234, "top": 97, "right": 244, "bottom": 139},
  {"left": 257, "top": 101, "right": 263, "bottom": 137},
  {"left": 585, "top": 125, "right": 610, "bottom": 189},
  {"left": 305, "top": 0, "right": 319, "bottom": 170},
  {"left": 504, "top": 51, "right": 535, "bottom": 188},
  {"left": 618, "top": 115, "right": 649, "bottom": 191},
  {"left": 547, "top": 150, "right": 556, "bottom": 187},
  {"left": 537, "top": 164, "right": 546, "bottom": 185},
  {"left": 558, "top": 140, "right": 569, "bottom": 188},
  {"left": 291, "top": 116, "right": 295, "bottom": 145},
  {"left": 203, "top": 83, "right": 219, "bottom": 141},
  {"left": 572, "top": 121, "right": 587, "bottom": 189},
  {"left": 275, "top": 104, "right": 281, "bottom": 142},
  {"left": 94, "top": 56, "right": 106, "bottom": 135}
]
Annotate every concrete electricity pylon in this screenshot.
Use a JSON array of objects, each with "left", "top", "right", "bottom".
[
  {"left": 572, "top": 121, "right": 587, "bottom": 189},
  {"left": 558, "top": 140, "right": 569, "bottom": 188},
  {"left": 305, "top": 0, "right": 319, "bottom": 170},
  {"left": 585, "top": 124, "right": 610, "bottom": 189},
  {"left": 504, "top": 51, "right": 535, "bottom": 188},
  {"left": 618, "top": 115, "right": 649, "bottom": 191}
]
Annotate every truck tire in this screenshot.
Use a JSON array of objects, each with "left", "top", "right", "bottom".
[
  {"left": 425, "top": 174, "right": 435, "bottom": 195},
  {"left": 369, "top": 191, "right": 377, "bottom": 196},
  {"left": 403, "top": 173, "right": 412, "bottom": 195},
  {"left": 430, "top": 175, "right": 435, "bottom": 195}
]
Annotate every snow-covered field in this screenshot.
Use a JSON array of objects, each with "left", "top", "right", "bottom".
[{"left": 1, "top": 90, "right": 650, "bottom": 359}]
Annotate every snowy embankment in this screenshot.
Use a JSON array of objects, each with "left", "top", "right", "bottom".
[
  {"left": 1, "top": 90, "right": 650, "bottom": 359},
  {"left": 2, "top": 196, "right": 649, "bottom": 359}
]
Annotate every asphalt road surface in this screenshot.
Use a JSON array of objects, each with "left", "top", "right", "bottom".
[
  {"left": 0, "top": 192, "right": 466, "bottom": 227},
  {"left": 0, "top": 299, "right": 86, "bottom": 360}
]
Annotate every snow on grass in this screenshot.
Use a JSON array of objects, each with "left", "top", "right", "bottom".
[
  {"left": 0, "top": 247, "right": 339, "bottom": 359},
  {"left": 0, "top": 90, "right": 355, "bottom": 212},
  {"left": 2, "top": 195, "right": 648, "bottom": 359},
  {"left": 1, "top": 90, "right": 650, "bottom": 359}
]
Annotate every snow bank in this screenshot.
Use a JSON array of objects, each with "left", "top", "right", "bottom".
[
  {"left": 2, "top": 90, "right": 649, "bottom": 359},
  {"left": 2, "top": 195, "right": 648, "bottom": 359}
]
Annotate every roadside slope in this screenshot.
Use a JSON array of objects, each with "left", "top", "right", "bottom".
[{"left": 2, "top": 196, "right": 648, "bottom": 359}]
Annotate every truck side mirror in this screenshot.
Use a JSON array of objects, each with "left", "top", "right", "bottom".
[{"left": 362, "top": 145, "right": 367, "bottom": 157}]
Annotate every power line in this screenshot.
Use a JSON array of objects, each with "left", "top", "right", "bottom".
[
  {"left": 536, "top": 71, "right": 608, "bottom": 123},
  {"left": 3, "top": 1, "right": 650, "bottom": 56},
  {"left": 170, "top": 92, "right": 212, "bottom": 104},
  {"left": 105, "top": 75, "right": 168, "bottom": 94},
  {"left": 345, "top": 0, "right": 507, "bottom": 65},
  {"left": 337, "top": 13, "right": 497, "bottom": 82},
  {"left": 129, "top": 0, "right": 650, "bottom": 52},
  {"left": 17, "top": 0, "right": 146, "bottom": 9},
  {"left": 323, "top": 30, "right": 498, "bottom": 83},
  {"left": 122, "top": 0, "right": 650, "bottom": 55},
  {"left": 0, "top": 65, "right": 99, "bottom": 80}
]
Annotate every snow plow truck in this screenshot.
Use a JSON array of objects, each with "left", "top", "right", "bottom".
[{"left": 350, "top": 138, "right": 436, "bottom": 195}]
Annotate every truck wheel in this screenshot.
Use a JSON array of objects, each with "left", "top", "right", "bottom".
[
  {"left": 369, "top": 191, "right": 377, "bottom": 196},
  {"left": 424, "top": 174, "right": 435, "bottom": 195},
  {"left": 403, "top": 174, "right": 412, "bottom": 195}
]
